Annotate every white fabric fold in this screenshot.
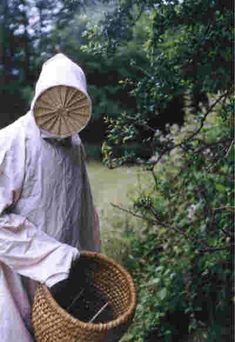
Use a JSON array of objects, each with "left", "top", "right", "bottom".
[{"left": 0, "top": 213, "right": 79, "bottom": 287}]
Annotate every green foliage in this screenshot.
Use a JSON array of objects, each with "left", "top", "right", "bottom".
[
  {"left": 82, "top": 0, "right": 233, "bottom": 161},
  {"left": 83, "top": 0, "right": 234, "bottom": 341},
  {"left": 120, "top": 101, "right": 233, "bottom": 341}
]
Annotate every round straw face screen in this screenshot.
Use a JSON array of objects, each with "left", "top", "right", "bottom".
[{"left": 34, "top": 85, "right": 91, "bottom": 137}]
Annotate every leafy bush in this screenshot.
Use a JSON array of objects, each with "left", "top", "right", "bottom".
[
  {"left": 83, "top": 1, "right": 233, "bottom": 340},
  {"left": 120, "top": 98, "right": 233, "bottom": 341}
]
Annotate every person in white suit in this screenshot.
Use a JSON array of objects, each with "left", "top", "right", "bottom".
[{"left": 0, "top": 53, "right": 101, "bottom": 341}]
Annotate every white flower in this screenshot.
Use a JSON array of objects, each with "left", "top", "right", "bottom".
[{"left": 187, "top": 202, "right": 201, "bottom": 220}]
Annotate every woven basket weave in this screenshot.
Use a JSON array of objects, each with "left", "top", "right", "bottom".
[
  {"left": 32, "top": 251, "right": 137, "bottom": 342},
  {"left": 33, "top": 85, "right": 91, "bottom": 137}
]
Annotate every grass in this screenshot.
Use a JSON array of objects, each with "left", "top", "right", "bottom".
[{"left": 87, "top": 161, "right": 153, "bottom": 263}]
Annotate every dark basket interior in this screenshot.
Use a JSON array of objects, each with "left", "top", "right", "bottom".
[{"left": 53, "top": 255, "right": 131, "bottom": 324}]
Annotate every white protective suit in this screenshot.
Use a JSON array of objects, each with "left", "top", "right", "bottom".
[{"left": 0, "top": 53, "right": 100, "bottom": 342}]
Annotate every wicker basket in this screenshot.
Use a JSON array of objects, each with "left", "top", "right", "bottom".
[{"left": 32, "top": 251, "right": 137, "bottom": 342}]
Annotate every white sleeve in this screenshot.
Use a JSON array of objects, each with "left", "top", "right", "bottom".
[{"left": 0, "top": 124, "right": 79, "bottom": 287}]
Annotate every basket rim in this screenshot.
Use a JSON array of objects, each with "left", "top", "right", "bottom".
[{"left": 37, "top": 251, "right": 137, "bottom": 332}]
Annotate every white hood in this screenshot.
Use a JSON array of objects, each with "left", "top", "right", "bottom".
[{"left": 30, "top": 53, "right": 91, "bottom": 138}]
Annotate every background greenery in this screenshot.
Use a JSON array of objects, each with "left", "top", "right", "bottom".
[{"left": 0, "top": 0, "right": 234, "bottom": 341}]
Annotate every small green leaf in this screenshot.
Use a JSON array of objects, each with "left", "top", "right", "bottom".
[
  {"left": 158, "top": 288, "right": 167, "bottom": 301},
  {"left": 215, "top": 183, "right": 226, "bottom": 193}
]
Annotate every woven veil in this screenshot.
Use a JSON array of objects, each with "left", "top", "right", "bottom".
[
  {"left": 33, "top": 85, "right": 91, "bottom": 137},
  {"left": 31, "top": 53, "right": 91, "bottom": 137}
]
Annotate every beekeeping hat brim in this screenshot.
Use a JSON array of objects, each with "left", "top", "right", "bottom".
[{"left": 31, "top": 53, "right": 92, "bottom": 138}]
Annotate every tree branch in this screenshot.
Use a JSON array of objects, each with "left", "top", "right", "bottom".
[
  {"left": 111, "top": 203, "right": 207, "bottom": 247},
  {"left": 212, "top": 206, "right": 234, "bottom": 212},
  {"left": 110, "top": 202, "right": 156, "bottom": 224},
  {"left": 148, "top": 205, "right": 208, "bottom": 247},
  {"left": 198, "top": 245, "right": 233, "bottom": 254},
  {"left": 111, "top": 202, "right": 233, "bottom": 254},
  {"left": 149, "top": 90, "right": 231, "bottom": 166},
  {"left": 225, "top": 139, "right": 234, "bottom": 157}
]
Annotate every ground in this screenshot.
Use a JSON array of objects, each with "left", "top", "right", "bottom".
[{"left": 87, "top": 161, "right": 153, "bottom": 262}]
